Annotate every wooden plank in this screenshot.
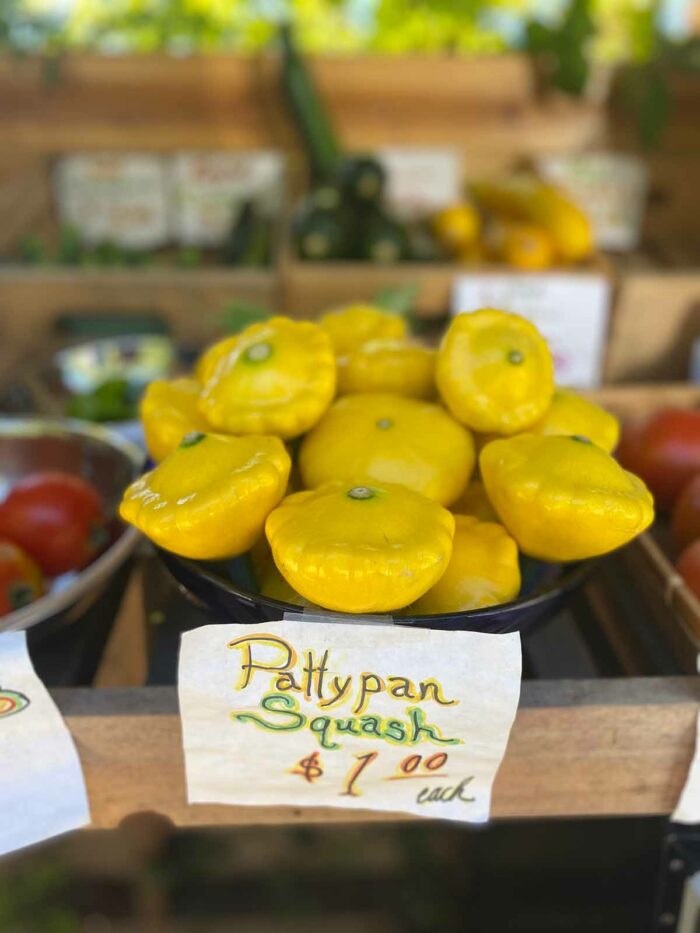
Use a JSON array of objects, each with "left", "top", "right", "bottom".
[
  {"left": 55, "top": 678, "right": 700, "bottom": 826},
  {"left": 283, "top": 253, "right": 612, "bottom": 318},
  {"left": 603, "top": 272, "right": 700, "bottom": 382},
  {"left": 0, "top": 54, "right": 603, "bottom": 158},
  {"left": 0, "top": 266, "right": 279, "bottom": 371},
  {"left": 589, "top": 383, "right": 700, "bottom": 419}
]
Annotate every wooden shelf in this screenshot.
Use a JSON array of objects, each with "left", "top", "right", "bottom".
[{"left": 57, "top": 677, "right": 699, "bottom": 828}]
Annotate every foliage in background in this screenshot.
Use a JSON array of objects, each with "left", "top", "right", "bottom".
[{"left": 1, "top": 0, "right": 697, "bottom": 149}]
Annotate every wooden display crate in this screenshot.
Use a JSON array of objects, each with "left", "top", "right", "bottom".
[
  {"left": 50, "top": 382, "right": 700, "bottom": 828},
  {"left": 604, "top": 269, "right": 700, "bottom": 383},
  {"left": 592, "top": 384, "right": 700, "bottom": 673},
  {"left": 0, "top": 266, "right": 280, "bottom": 372},
  {"left": 281, "top": 253, "right": 613, "bottom": 319}
]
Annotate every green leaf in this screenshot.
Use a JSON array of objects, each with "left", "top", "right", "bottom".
[
  {"left": 638, "top": 67, "right": 670, "bottom": 149},
  {"left": 220, "top": 301, "right": 271, "bottom": 335},
  {"left": 372, "top": 283, "right": 418, "bottom": 317}
]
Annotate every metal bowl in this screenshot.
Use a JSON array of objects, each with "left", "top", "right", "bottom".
[
  {"left": 0, "top": 419, "right": 144, "bottom": 681},
  {"left": 159, "top": 550, "right": 594, "bottom": 635}
]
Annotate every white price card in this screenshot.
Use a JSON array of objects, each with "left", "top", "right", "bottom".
[
  {"left": 170, "top": 151, "right": 285, "bottom": 246},
  {"left": 179, "top": 620, "right": 521, "bottom": 823},
  {"left": 537, "top": 152, "right": 648, "bottom": 252},
  {"left": 377, "top": 147, "right": 462, "bottom": 220},
  {"left": 452, "top": 273, "right": 611, "bottom": 388},
  {"left": 54, "top": 154, "right": 169, "bottom": 249},
  {"left": 0, "top": 632, "right": 90, "bottom": 856}
]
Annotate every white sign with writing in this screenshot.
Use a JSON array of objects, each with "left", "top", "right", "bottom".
[
  {"left": 179, "top": 620, "right": 521, "bottom": 823},
  {"left": 170, "top": 151, "right": 285, "bottom": 246},
  {"left": 537, "top": 152, "right": 648, "bottom": 252},
  {"left": 54, "top": 154, "right": 169, "bottom": 249},
  {"left": 452, "top": 273, "right": 611, "bottom": 388},
  {"left": 377, "top": 147, "right": 462, "bottom": 220},
  {"left": 0, "top": 632, "right": 90, "bottom": 856}
]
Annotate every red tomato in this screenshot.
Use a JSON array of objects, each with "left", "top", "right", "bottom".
[
  {"left": 671, "top": 474, "right": 700, "bottom": 551},
  {"left": 0, "top": 471, "right": 107, "bottom": 576},
  {"left": 617, "top": 409, "right": 700, "bottom": 511},
  {"left": 677, "top": 539, "right": 700, "bottom": 601},
  {"left": 0, "top": 540, "right": 43, "bottom": 616}
]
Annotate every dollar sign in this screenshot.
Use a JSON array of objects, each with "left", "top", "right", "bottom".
[{"left": 291, "top": 750, "right": 324, "bottom": 783}]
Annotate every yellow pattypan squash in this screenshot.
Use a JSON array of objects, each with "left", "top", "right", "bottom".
[
  {"left": 120, "top": 432, "right": 291, "bottom": 560},
  {"left": 337, "top": 338, "right": 435, "bottom": 400},
  {"left": 450, "top": 479, "right": 499, "bottom": 523},
  {"left": 299, "top": 393, "right": 475, "bottom": 506},
  {"left": 495, "top": 221, "right": 556, "bottom": 271},
  {"left": 140, "top": 377, "right": 209, "bottom": 463},
  {"left": 432, "top": 203, "right": 481, "bottom": 256},
  {"left": 411, "top": 515, "right": 520, "bottom": 614},
  {"left": 198, "top": 317, "right": 336, "bottom": 440},
  {"left": 319, "top": 303, "right": 406, "bottom": 355},
  {"left": 532, "top": 388, "right": 620, "bottom": 453},
  {"left": 480, "top": 433, "right": 654, "bottom": 562},
  {"left": 265, "top": 481, "right": 455, "bottom": 613},
  {"left": 436, "top": 309, "right": 554, "bottom": 435},
  {"left": 195, "top": 335, "right": 238, "bottom": 385}
]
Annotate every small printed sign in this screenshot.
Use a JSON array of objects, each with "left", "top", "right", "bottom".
[
  {"left": 179, "top": 620, "right": 521, "bottom": 823},
  {"left": 452, "top": 273, "right": 611, "bottom": 388},
  {"left": 170, "top": 151, "right": 285, "bottom": 246},
  {"left": 0, "top": 632, "right": 90, "bottom": 856},
  {"left": 537, "top": 152, "right": 648, "bottom": 252},
  {"left": 54, "top": 154, "right": 169, "bottom": 249},
  {"left": 377, "top": 147, "right": 462, "bottom": 220}
]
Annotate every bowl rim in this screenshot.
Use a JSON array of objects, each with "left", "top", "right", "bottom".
[
  {"left": 163, "top": 550, "right": 595, "bottom": 627},
  {"left": 0, "top": 416, "right": 144, "bottom": 634}
]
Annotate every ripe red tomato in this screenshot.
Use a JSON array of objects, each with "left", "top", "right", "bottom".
[
  {"left": 617, "top": 409, "right": 700, "bottom": 511},
  {"left": 0, "top": 471, "right": 107, "bottom": 576},
  {"left": 678, "top": 539, "right": 700, "bottom": 601},
  {"left": 0, "top": 540, "right": 43, "bottom": 616},
  {"left": 672, "top": 474, "right": 700, "bottom": 551}
]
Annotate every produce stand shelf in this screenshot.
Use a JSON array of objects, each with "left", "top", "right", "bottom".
[
  {"left": 0, "top": 266, "right": 279, "bottom": 370},
  {"left": 55, "top": 677, "right": 699, "bottom": 828}
]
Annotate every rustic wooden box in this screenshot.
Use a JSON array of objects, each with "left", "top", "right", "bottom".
[
  {"left": 281, "top": 252, "right": 613, "bottom": 319},
  {"left": 592, "top": 384, "right": 700, "bottom": 673}
]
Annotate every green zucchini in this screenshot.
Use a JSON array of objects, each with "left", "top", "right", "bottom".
[{"left": 279, "top": 24, "right": 342, "bottom": 182}]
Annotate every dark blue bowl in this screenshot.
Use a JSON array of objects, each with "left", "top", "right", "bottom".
[{"left": 158, "top": 549, "right": 594, "bottom": 635}]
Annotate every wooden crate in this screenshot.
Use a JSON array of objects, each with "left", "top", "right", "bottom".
[
  {"left": 0, "top": 266, "right": 279, "bottom": 371},
  {"left": 604, "top": 270, "right": 700, "bottom": 383},
  {"left": 591, "top": 383, "right": 700, "bottom": 672},
  {"left": 50, "top": 384, "right": 699, "bottom": 827},
  {"left": 282, "top": 252, "right": 613, "bottom": 318}
]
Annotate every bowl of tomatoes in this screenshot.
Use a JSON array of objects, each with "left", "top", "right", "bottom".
[{"left": 0, "top": 418, "right": 143, "bottom": 684}]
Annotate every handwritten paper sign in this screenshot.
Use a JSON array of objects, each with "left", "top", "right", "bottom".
[
  {"left": 0, "top": 632, "right": 90, "bottom": 856},
  {"left": 452, "top": 273, "right": 611, "bottom": 388},
  {"left": 54, "top": 154, "right": 169, "bottom": 249},
  {"left": 377, "top": 148, "right": 462, "bottom": 220},
  {"left": 170, "top": 151, "right": 285, "bottom": 246},
  {"left": 537, "top": 152, "right": 648, "bottom": 252},
  {"left": 179, "top": 620, "right": 521, "bottom": 823}
]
